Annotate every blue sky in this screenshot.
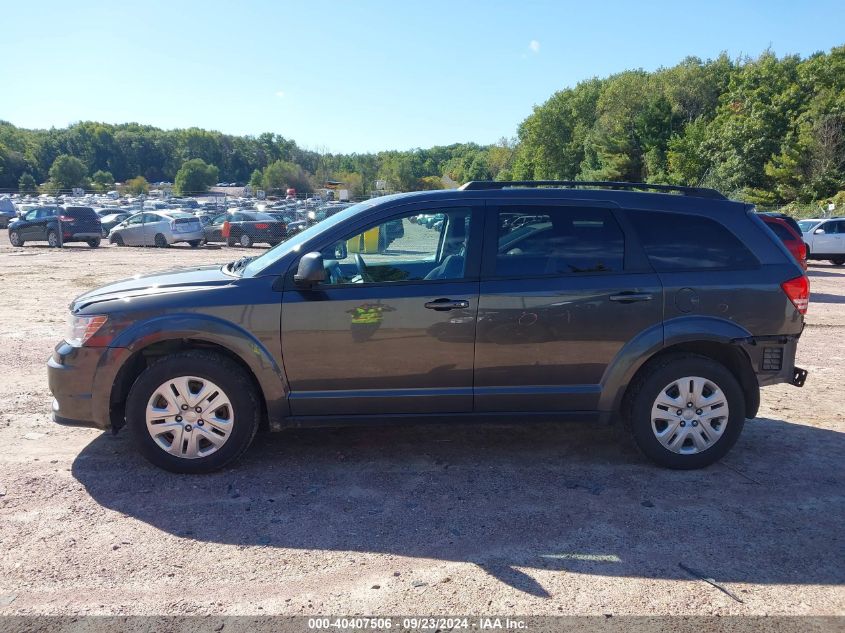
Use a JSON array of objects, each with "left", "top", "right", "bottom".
[{"left": 2, "top": 0, "right": 843, "bottom": 153}]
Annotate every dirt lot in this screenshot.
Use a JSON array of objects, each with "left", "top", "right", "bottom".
[{"left": 0, "top": 234, "right": 842, "bottom": 617}]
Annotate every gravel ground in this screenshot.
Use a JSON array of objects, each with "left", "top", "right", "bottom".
[{"left": 0, "top": 233, "right": 842, "bottom": 617}]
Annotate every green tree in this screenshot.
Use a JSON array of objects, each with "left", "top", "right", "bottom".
[
  {"left": 48, "top": 154, "right": 88, "bottom": 191},
  {"left": 18, "top": 172, "right": 37, "bottom": 195},
  {"left": 249, "top": 169, "right": 264, "bottom": 190},
  {"left": 262, "top": 159, "right": 312, "bottom": 193},
  {"left": 174, "top": 158, "right": 219, "bottom": 195},
  {"left": 124, "top": 175, "right": 150, "bottom": 195},
  {"left": 91, "top": 169, "right": 114, "bottom": 193}
]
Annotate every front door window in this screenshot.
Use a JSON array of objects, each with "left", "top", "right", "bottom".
[{"left": 319, "top": 208, "right": 472, "bottom": 285}]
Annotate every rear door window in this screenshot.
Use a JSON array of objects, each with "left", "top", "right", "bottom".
[
  {"left": 627, "top": 210, "right": 758, "bottom": 271},
  {"left": 493, "top": 206, "right": 624, "bottom": 277}
]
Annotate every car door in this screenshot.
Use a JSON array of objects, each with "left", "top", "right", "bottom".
[
  {"left": 823, "top": 220, "right": 845, "bottom": 254},
  {"left": 205, "top": 214, "right": 226, "bottom": 242},
  {"left": 810, "top": 220, "right": 840, "bottom": 254},
  {"left": 35, "top": 208, "right": 60, "bottom": 240},
  {"left": 474, "top": 201, "right": 663, "bottom": 413},
  {"left": 120, "top": 214, "right": 145, "bottom": 245},
  {"left": 281, "top": 203, "right": 482, "bottom": 417},
  {"left": 140, "top": 213, "right": 165, "bottom": 245},
  {"left": 18, "top": 210, "right": 40, "bottom": 240}
]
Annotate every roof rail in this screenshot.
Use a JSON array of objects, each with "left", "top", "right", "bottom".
[{"left": 458, "top": 180, "right": 727, "bottom": 200}]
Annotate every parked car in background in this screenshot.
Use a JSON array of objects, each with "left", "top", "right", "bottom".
[
  {"left": 799, "top": 217, "right": 845, "bottom": 265},
  {"left": 203, "top": 211, "right": 286, "bottom": 247},
  {"left": 759, "top": 214, "right": 807, "bottom": 270},
  {"left": 8, "top": 206, "right": 102, "bottom": 248},
  {"left": 99, "top": 213, "right": 131, "bottom": 237},
  {"left": 0, "top": 197, "right": 16, "bottom": 228},
  {"left": 758, "top": 211, "right": 803, "bottom": 238},
  {"left": 108, "top": 211, "right": 204, "bottom": 247}
]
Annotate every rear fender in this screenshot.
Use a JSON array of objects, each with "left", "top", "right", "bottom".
[{"left": 599, "top": 316, "right": 754, "bottom": 414}]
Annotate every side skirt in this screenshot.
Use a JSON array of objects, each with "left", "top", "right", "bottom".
[{"left": 280, "top": 410, "right": 608, "bottom": 429}]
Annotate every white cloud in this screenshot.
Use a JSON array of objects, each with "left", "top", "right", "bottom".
[
  {"left": 274, "top": 90, "right": 285, "bottom": 98},
  {"left": 528, "top": 40, "right": 540, "bottom": 54}
]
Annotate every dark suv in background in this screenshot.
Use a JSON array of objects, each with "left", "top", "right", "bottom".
[
  {"left": 9, "top": 206, "right": 102, "bottom": 248},
  {"left": 48, "top": 182, "right": 809, "bottom": 473}
]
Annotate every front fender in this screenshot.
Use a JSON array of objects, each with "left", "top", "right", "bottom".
[
  {"left": 109, "top": 313, "right": 289, "bottom": 423},
  {"left": 598, "top": 316, "right": 754, "bottom": 414}
]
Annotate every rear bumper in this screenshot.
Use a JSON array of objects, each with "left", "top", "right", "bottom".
[
  {"left": 64, "top": 232, "right": 101, "bottom": 241},
  {"left": 169, "top": 229, "right": 205, "bottom": 243},
  {"left": 733, "top": 333, "right": 806, "bottom": 387}
]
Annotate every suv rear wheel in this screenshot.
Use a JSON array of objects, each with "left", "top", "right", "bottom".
[
  {"left": 126, "top": 351, "right": 260, "bottom": 473},
  {"left": 626, "top": 354, "right": 745, "bottom": 469},
  {"left": 830, "top": 256, "right": 845, "bottom": 266}
]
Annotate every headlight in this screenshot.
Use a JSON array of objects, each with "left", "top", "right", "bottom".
[{"left": 66, "top": 314, "right": 109, "bottom": 347}]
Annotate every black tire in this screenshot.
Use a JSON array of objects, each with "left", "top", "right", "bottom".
[
  {"left": 625, "top": 353, "right": 746, "bottom": 469},
  {"left": 188, "top": 240, "right": 202, "bottom": 248},
  {"left": 8, "top": 230, "right": 23, "bottom": 247},
  {"left": 829, "top": 257, "right": 845, "bottom": 266},
  {"left": 111, "top": 234, "right": 125, "bottom": 246},
  {"left": 154, "top": 233, "right": 168, "bottom": 248},
  {"left": 87, "top": 238, "right": 101, "bottom": 248},
  {"left": 47, "top": 230, "right": 61, "bottom": 248},
  {"left": 239, "top": 234, "right": 253, "bottom": 248},
  {"left": 126, "top": 350, "right": 261, "bottom": 474}
]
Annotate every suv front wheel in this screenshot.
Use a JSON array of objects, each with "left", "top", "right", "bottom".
[
  {"left": 626, "top": 354, "right": 746, "bottom": 469},
  {"left": 126, "top": 350, "right": 260, "bottom": 473}
]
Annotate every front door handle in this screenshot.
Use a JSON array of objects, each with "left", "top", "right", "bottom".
[
  {"left": 609, "top": 292, "right": 653, "bottom": 303},
  {"left": 425, "top": 298, "right": 470, "bottom": 311}
]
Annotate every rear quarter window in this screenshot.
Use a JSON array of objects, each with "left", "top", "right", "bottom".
[{"left": 627, "top": 210, "right": 759, "bottom": 271}]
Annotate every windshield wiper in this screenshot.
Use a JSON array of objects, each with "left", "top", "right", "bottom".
[{"left": 228, "top": 255, "right": 256, "bottom": 275}]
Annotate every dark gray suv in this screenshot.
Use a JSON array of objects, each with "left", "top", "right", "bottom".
[{"left": 48, "top": 181, "right": 809, "bottom": 473}]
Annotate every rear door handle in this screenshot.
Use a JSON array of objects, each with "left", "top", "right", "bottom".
[
  {"left": 609, "top": 292, "right": 653, "bottom": 303},
  {"left": 425, "top": 298, "right": 470, "bottom": 311}
]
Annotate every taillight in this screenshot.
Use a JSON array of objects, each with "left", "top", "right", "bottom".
[
  {"left": 59, "top": 215, "right": 74, "bottom": 222},
  {"left": 222, "top": 221, "right": 230, "bottom": 237},
  {"left": 781, "top": 275, "right": 809, "bottom": 314},
  {"left": 255, "top": 223, "right": 269, "bottom": 230}
]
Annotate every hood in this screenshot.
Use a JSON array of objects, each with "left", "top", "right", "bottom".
[{"left": 72, "top": 265, "right": 235, "bottom": 311}]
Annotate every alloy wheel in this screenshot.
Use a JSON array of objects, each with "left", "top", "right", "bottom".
[
  {"left": 145, "top": 376, "right": 234, "bottom": 459},
  {"left": 650, "top": 376, "right": 729, "bottom": 454}
]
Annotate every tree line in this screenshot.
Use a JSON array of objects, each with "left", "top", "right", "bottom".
[{"left": 0, "top": 45, "right": 842, "bottom": 206}]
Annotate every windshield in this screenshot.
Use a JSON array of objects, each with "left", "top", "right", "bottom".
[
  {"left": 241, "top": 198, "right": 384, "bottom": 277},
  {"left": 797, "top": 220, "right": 821, "bottom": 232}
]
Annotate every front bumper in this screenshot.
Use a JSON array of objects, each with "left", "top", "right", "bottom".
[{"left": 47, "top": 341, "right": 130, "bottom": 430}]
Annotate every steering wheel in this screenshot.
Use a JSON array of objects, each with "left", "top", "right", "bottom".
[{"left": 354, "top": 253, "right": 373, "bottom": 282}]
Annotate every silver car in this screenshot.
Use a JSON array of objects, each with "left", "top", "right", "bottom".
[{"left": 108, "top": 212, "right": 205, "bottom": 247}]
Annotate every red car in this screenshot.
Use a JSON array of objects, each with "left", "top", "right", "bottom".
[{"left": 760, "top": 214, "right": 807, "bottom": 270}]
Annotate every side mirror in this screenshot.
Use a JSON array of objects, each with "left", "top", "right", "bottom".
[
  {"left": 814, "top": 228, "right": 825, "bottom": 234},
  {"left": 294, "top": 252, "right": 326, "bottom": 286}
]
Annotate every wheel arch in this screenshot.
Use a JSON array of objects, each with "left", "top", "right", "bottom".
[
  {"left": 600, "top": 317, "right": 760, "bottom": 420},
  {"left": 106, "top": 315, "right": 289, "bottom": 432}
]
